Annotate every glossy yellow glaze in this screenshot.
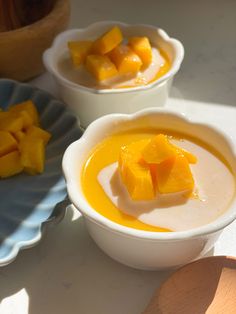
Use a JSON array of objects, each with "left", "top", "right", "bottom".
[
  {"left": 81, "top": 128, "right": 234, "bottom": 232},
  {"left": 81, "top": 129, "right": 173, "bottom": 232}
]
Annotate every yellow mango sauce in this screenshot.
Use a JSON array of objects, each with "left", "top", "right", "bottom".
[
  {"left": 81, "top": 129, "right": 171, "bottom": 232},
  {"left": 81, "top": 129, "right": 236, "bottom": 232}
]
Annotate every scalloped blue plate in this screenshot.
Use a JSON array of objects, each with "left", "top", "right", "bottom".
[{"left": 0, "top": 79, "right": 83, "bottom": 266}]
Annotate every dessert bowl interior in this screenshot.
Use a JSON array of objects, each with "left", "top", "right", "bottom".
[
  {"left": 44, "top": 21, "right": 184, "bottom": 128},
  {"left": 62, "top": 109, "right": 236, "bottom": 269},
  {"left": 44, "top": 20, "right": 184, "bottom": 94}
]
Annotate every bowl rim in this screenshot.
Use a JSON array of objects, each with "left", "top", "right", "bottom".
[
  {"left": 62, "top": 108, "right": 236, "bottom": 241},
  {"left": 43, "top": 20, "right": 184, "bottom": 95}
]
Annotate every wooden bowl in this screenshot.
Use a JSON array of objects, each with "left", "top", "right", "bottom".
[
  {"left": 0, "top": 0, "right": 70, "bottom": 81},
  {"left": 143, "top": 256, "right": 236, "bottom": 314}
]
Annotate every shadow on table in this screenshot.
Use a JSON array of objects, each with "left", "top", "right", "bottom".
[{"left": 0, "top": 206, "right": 216, "bottom": 314}]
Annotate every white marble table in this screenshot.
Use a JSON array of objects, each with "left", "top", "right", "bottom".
[{"left": 1, "top": 1, "right": 236, "bottom": 313}]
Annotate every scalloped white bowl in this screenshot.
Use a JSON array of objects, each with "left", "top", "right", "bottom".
[
  {"left": 43, "top": 21, "right": 184, "bottom": 127},
  {"left": 63, "top": 109, "right": 236, "bottom": 270}
]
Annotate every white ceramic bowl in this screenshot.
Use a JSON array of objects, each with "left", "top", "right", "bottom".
[
  {"left": 62, "top": 109, "right": 236, "bottom": 270},
  {"left": 43, "top": 21, "right": 184, "bottom": 127}
]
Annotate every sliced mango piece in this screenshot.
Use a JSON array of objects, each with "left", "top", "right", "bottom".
[
  {"left": 92, "top": 26, "right": 123, "bottom": 54},
  {"left": 0, "top": 151, "right": 23, "bottom": 178},
  {"left": 13, "top": 130, "right": 26, "bottom": 142},
  {"left": 118, "top": 139, "right": 155, "bottom": 200},
  {"left": 26, "top": 125, "right": 51, "bottom": 145},
  {"left": 19, "top": 137, "right": 45, "bottom": 175},
  {"left": 125, "top": 162, "right": 155, "bottom": 201},
  {"left": 0, "top": 131, "right": 18, "bottom": 157},
  {"left": 9, "top": 100, "right": 39, "bottom": 126},
  {"left": 142, "top": 134, "right": 176, "bottom": 164},
  {"left": 85, "top": 54, "right": 118, "bottom": 81},
  {"left": 118, "top": 139, "right": 150, "bottom": 184},
  {"left": 147, "top": 163, "right": 158, "bottom": 188},
  {"left": 68, "top": 40, "right": 93, "bottom": 67},
  {"left": 109, "top": 45, "right": 142, "bottom": 74},
  {"left": 129, "top": 36, "right": 152, "bottom": 68},
  {"left": 173, "top": 145, "right": 197, "bottom": 164},
  {"left": 0, "top": 111, "right": 24, "bottom": 133},
  {"left": 156, "top": 155, "right": 194, "bottom": 194},
  {"left": 8, "top": 110, "right": 34, "bottom": 130},
  {"left": 141, "top": 134, "right": 197, "bottom": 165},
  {"left": 18, "top": 110, "right": 34, "bottom": 129}
]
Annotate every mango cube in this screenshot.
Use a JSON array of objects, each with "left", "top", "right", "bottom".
[
  {"left": 13, "top": 130, "right": 25, "bottom": 142},
  {"left": 118, "top": 139, "right": 150, "bottom": 183},
  {"left": 0, "top": 151, "right": 23, "bottom": 178},
  {"left": 0, "top": 111, "right": 24, "bottom": 133},
  {"left": 125, "top": 162, "right": 155, "bottom": 201},
  {"left": 9, "top": 100, "right": 39, "bottom": 126},
  {"left": 92, "top": 26, "right": 123, "bottom": 54},
  {"left": 109, "top": 45, "right": 142, "bottom": 74},
  {"left": 26, "top": 125, "right": 51, "bottom": 145},
  {"left": 18, "top": 110, "right": 34, "bottom": 129},
  {"left": 156, "top": 155, "right": 194, "bottom": 194},
  {"left": 85, "top": 54, "right": 118, "bottom": 81},
  {"left": 0, "top": 131, "right": 18, "bottom": 157},
  {"left": 173, "top": 145, "right": 197, "bottom": 164},
  {"left": 142, "top": 134, "right": 176, "bottom": 164},
  {"left": 118, "top": 135, "right": 196, "bottom": 198},
  {"left": 0, "top": 100, "right": 51, "bottom": 178},
  {"left": 68, "top": 41, "right": 93, "bottom": 67},
  {"left": 19, "top": 136, "right": 45, "bottom": 175},
  {"left": 118, "top": 139, "right": 155, "bottom": 200},
  {"left": 129, "top": 36, "right": 152, "bottom": 68},
  {"left": 141, "top": 134, "right": 197, "bottom": 165}
]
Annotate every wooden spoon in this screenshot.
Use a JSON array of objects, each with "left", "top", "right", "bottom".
[{"left": 143, "top": 256, "right": 236, "bottom": 314}]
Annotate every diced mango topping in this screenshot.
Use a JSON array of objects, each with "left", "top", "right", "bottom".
[
  {"left": 26, "top": 125, "right": 51, "bottom": 145},
  {"left": 86, "top": 54, "right": 118, "bottom": 81},
  {"left": 0, "top": 131, "right": 18, "bottom": 157},
  {"left": 92, "top": 26, "right": 123, "bottom": 55},
  {"left": 119, "top": 139, "right": 150, "bottom": 184},
  {"left": 68, "top": 41, "right": 93, "bottom": 67},
  {"left": 18, "top": 110, "right": 34, "bottom": 129},
  {"left": 142, "top": 134, "right": 176, "bottom": 164},
  {"left": 19, "top": 137, "right": 45, "bottom": 175},
  {"left": 0, "top": 112, "right": 23, "bottom": 133},
  {"left": 13, "top": 130, "right": 25, "bottom": 142},
  {"left": 129, "top": 36, "right": 152, "bottom": 68},
  {"left": 118, "top": 134, "right": 197, "bottom": 201},
  {"left": 0, "top": 151, "right": 23, "bottom": 178},
  {"left": 0, "top": 100, "right": 51, "bottom": 178},
  {"left": 142, "top": 134, "right": 197, "bottom": 164},
  {"left": 67, "top": 26, "right": 165, "bottom": 83},
  {"left": 172, "top": 145, "right": 197, "bottom": 164},
  {"left": 125, "top": 162, "right": 155, "bottom": 201},
  {"left": 109, "top": 45, "right": 142, "bottom": 74},
  {"left": 156, "top": 155, "right": 194, "bottom": 194},
  {"left": 9, "top": 100, "right": 39, "bottom": 126}
]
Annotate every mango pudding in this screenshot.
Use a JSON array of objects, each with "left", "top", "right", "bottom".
[
  {"left": 81, "top": 129, "right": 236, "bottom": 232},
  {"left": 59, "top": 26, "right": 171, "bottom": 89}
]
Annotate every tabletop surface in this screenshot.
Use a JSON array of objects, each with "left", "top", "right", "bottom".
[{"left": 1, "top": 1, "right": 236, "bottom": 313}]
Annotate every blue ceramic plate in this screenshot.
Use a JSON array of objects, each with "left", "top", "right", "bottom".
[{"left": 0, "top": 79, "right": 83, "bottom": 266}]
